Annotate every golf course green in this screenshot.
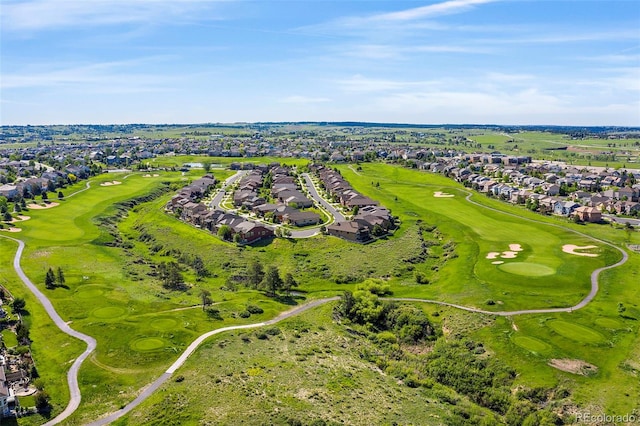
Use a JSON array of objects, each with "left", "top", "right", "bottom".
[{"left": 1, "top": 160, "right": 638, "bottom": 424}]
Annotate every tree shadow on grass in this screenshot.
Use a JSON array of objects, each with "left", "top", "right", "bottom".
[
  {"left": 273, "top": 295, "right": 301, "bottom": 306},
  {"left": 1, "top": 416, "right": 19, "bottom": 425},
  {"left": 249, "top": 236, "right": 276, "bottom": 248}
]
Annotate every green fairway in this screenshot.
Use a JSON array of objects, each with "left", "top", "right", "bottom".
[
  {"left": 337, "top": 163, "right": 620, "bottom": 311},
  {"left": 1, "top": 329, "right": 18, "bottom": 348},
  {"left": 92, "top": 306, "right": 127, "bottom": 319},
  {"left": 594, "top": 317, "right": 623, "bottom": 330},
  {"left": 3, "top": 159, "right": 638, "bottom": 424},
  {"left": 499, "top": 262, "right": 556, "bottom": 277},
  {"left": 511, "top": 334, "right": 553, "bottom": 354},
  {"left": 74, "top": 285, "right": 107, "bottom": 299},
  {"left": 546, "top": 320, "right": 606, "bottom": 344},
  {"left": 150, "top": 317, "right": 179, "bottom": 331},
  {"left": 130, "top": 337, "right": 168, "bottom": 352}
]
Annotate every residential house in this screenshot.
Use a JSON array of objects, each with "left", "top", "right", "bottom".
[
  {"left": 0, "top": 184, "right": 18, "bottom": 200},
  {"left": 326, "top": 221, "right": 371, "bottom": 242},
  {"left": 554, "top": 201, "right": 579, "bottom": 216},
  {"left": 283, "top": 211, "right": 321, "bottom": 227},
  {"left": 573, "top": 206, "right": 602, "bottom": 223},
  {"left": 0, "top": 367, "right": 16, "bottom": 418},
  {"left": 232, "top": 221, "right": 274, "bottom": 244}
]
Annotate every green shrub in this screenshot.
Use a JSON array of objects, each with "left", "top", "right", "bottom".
[{"left": 246, "top": 305, "right": 264, "bottom": 314}]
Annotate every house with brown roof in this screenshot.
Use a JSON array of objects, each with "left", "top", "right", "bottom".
[
  {"left": 232, "top": 221, "right": 274, "bottom": 244},
  {"left": 326, "top": 221, "right": 371, "bottom": 242},
  {"left": 283, "top": 211, "right": 321, "bottom": 227},
  {"left": 573, "top": 206, "right": 602, "bottom": 223}
]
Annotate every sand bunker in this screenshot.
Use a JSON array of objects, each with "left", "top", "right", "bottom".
[
  {"left": 492, "top": 261, "right": 504, "bottom": 265},
  {"left": 100, "top": 181, "right": 122, "bottom": 186},
  {"left": 562, "top": 244, "right": 598, "bottom": 257},
  {"left": 486, "top": 252, "right": 500, "bottom": 259},
  {"left": 10, "top": 215, "right": 31, "bottom": 223},
  {"left": 0, "top": 227, "right": 22, "bottom": 233},
  {"left": 548, "top": 359, "right": 598, "bottom": 376},
  {"left": 143, "top": 174, "right": 152, "bottom": 177},
  {"left": 501, "top": 251, "right": 518, "bottom": 259},
  {"left": 509, "top": 244, "right": 523, "bottom": 252},
  {"left": 434, "top": 191, "right": 454, "bottom": 198},
  {"left": 27, "top": 202, "right": 59, "bottom": 209}
]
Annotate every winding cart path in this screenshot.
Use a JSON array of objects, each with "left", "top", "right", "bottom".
[{"left": 0, "top": 173, "right": 630, "bottom": 424}]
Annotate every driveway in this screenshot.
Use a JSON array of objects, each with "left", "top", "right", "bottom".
[
  {"left": 210, "top": 170, "right": 247, "bottom": 209},
  {"left": 301, "top": 173, "right": 346, "bottom": 223},
  {"left": 604, "top": 214, "right": 640, "bottom": 227}
]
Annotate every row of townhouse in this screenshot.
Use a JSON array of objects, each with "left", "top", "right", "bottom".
[
  {"left": 0, "top": 165, "right": 90, "bottom": 201},
  {"left": 311, "top": 164, "right": 395, "bottom": 242},
  {"left": 165, "top": 174, "right": 274, "bottom": 244},
  {"left": 233, "top": 166, "right": 321, "bottom": 227},
  {"left": 440, "top": 157, "right": 640, "bottom": 221}
]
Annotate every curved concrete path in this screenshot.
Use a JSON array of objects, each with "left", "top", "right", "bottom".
[
  {"left": 87, "top": 297, "right": 339, "bottom": 426},
  {"left": 0, "top": 235, "right": 97, "bottom": 426},
  {"left": 207, "top": 170, "right": 341, "bottom": 239},
  {"left": 459, "top": 189, "right": 629, "bottom": 314},
  {"left": 0, "top": 171, "right": 631, "bottom": 425}
]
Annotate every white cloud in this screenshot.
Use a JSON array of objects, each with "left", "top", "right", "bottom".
[
  {"left": 336, "top": 75, "right": 443, "bottom": 94},
  {"left": 334, "top": 43, "right": 493, "bottom": 60},
  {"left": 0, "top": 0, "right": 227, "bottom": 32},
  {"left": 280, "top": 96, "right": 330, "bottom": 104},
  {"left": 363, "top": 0, "right": 499, "bottom": 23},
  {"left": 1, "top": 57, "right": 177, "bottom": 93},
  {"left": 293, "top": 0, "right": 499, "bottom": 38}
]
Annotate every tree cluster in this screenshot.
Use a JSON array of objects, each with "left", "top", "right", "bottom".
[
  {"left": 158, "top": 262, "right": 184, "bottom": 290},
  {"left": 246, "top": 261, "right": 296, "bottom": 296},
  {"left": 334, "top": 281, "right": 436, "bottom": 345},
  {"left": 44, "top": 267, "right": 66, "bottom": 289}
]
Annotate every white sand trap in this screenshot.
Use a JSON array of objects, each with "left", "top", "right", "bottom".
[
  {"left": 100, "top": 181, "right": 122, "bottom": 186},
  {"left": 0, "top": 227, "right": 22, "bottom": 233},
  {"left": 27, "top": 202, "right": 59, "bottom": 209},
  {"left": 434, "top": 191, "right": 455, "bottom": 198},
  {"left": 509, "top": 244, "right": 523, "bottom": 252},
  {"left": 153, "top": 174, "right": 159, "bottom": 177},
  {"left": 562, "top": 244, "right": 599, "bottom": 257},
  {"left": 492, "top": 261, "right": 504, "bottom": 265},
  {"left": 143, "top": 174, "right": 152, "bottom": 177},
  {"left": 486, "top": 252, "right": 500, "bottom": 259},
  {"left": 9, "top": 215, "right": 31, "bottom": 223},
  {"left": 501, "top": 251, "right": 518, "bottom": 259}
]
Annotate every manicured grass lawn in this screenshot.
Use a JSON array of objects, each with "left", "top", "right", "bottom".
[
  {"left": 116, "top": 303, "right": 459, "bottom": 426},
  {"left": 337, "top": 163, "right": 620, "bottom": 311},
  {"left": 3, "top": 160, "right": 639, "bottom": 423},
  {"left": 546, "top": 320, "right": 607, "bottom": 344},
  {"left": 0, "top": 238, "right": 85, "bottom": 426},
  {"left": 1, "top": 329, "right": 18, "bottom": 347},
  {"left": 511, "top": 335, "right": 553, "bottom": 354}
]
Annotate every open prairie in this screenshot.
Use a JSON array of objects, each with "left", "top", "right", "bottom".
[{"left": 2, "top": 160, "right": 639, "bottom": 424}]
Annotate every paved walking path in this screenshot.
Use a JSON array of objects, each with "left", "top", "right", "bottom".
[
  {"left": 87, "top": 297, "right": 339, "bottom": 426},
  {"left": 0, "top": 170, "right": 631, "bottom": 425},
  {"left": 0, "top": 236, "right": 97, "bottom": 426}
]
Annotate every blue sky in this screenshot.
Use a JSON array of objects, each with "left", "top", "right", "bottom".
[{"left": 1, "top": 0, "right": 639, "bottom": 126}]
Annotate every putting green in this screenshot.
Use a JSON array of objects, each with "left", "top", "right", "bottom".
[
  {"left": 75, "top": 285, "right": 105, "bottom": 299},
  {"left": 130, "top": 337, "right": 167, "bottom": 352},
  {"left": 498, "top": 262, "right": 555, "bottom": 277},
  {"left": 151, "top": 318, "right": 178, "bottom": 331},
  {"left": 547, "top": 320, "right": 606, "bottom": 344},
  {"left": 595, "top": 317, "right": 623, "bottom": 330},
  {"left": 512, "top": 335, "right": 552, "bottom": 354},
  {"left": 92, "top": 306, "right": 126, "bottom": 319}
]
